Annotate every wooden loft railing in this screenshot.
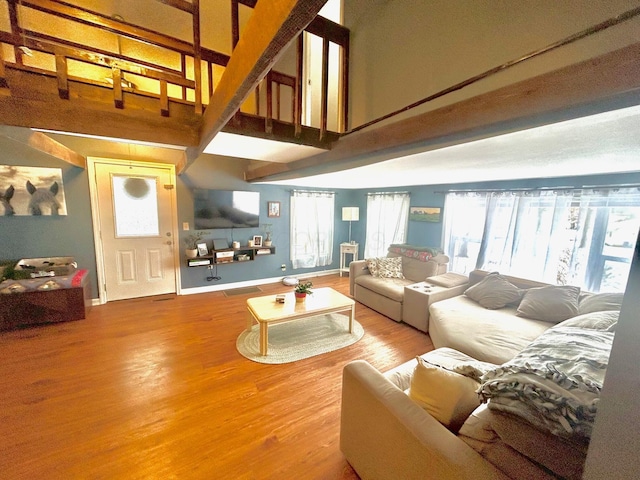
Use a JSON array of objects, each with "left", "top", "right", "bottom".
[
  {"left": 0, "top": 0, "right": 349, "bottom": 143},
  {"left": 232, "top": 0, "right": 350, "bottom": 140}
]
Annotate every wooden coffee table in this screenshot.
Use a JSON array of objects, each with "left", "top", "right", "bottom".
[{"left": 246, "top": 287, "right": 355, "bottom": 356}]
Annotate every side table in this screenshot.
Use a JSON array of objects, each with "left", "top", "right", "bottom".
[
  {"left": 402, "top": 281, "right": 469, "bottom": 332},
  {"left": 340, "top": 242, "right": 359, "bottom": 277}
]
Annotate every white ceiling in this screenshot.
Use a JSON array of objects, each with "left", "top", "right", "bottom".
[
  {"left": 260, "top": 104, "right": 640, "bottom": 189},
  {"left": 204, "top": 132, "right": 326, "bottom": 163}
]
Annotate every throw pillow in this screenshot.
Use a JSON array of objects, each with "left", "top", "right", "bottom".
[
  {"left": 464, "top": 272, "right": 522, "bottom": 309},
  {"left": 365, "top": 257, "right": 380, "bottom": 277},
  {"left": 373, "top": 257, "right": 404, "bottom": 279},
  {"left": 516, "top": 285, "right": 580, "bottom": 323},
  {"left": 408, "top": 356, "right": 481, "bottom": 432},
  {"left": 426, "top": 272, "right": 469, "bottom": 288},
  {"left": 553, "top": 310, "right": 619, "bottom": 332},
  {"left": 578, "top": 292, "right": 624, "bottom": 315}
]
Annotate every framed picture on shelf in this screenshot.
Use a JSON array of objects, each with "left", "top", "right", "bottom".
[
  {"left": 409, "top": 206, "right": 442, "bottom": 223},
  {"left": 196, "top": 242, "right": 209, "bottom": 256},
  {"left": 253, "top": 235, "right": 263, "bottom": 247},
  {"left": 268, "top": 201, "right": 280, "bottom": 217}
]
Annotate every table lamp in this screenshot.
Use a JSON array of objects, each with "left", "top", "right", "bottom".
[{"left": 342, "top": 207, "right": 359, "bottom": 244}]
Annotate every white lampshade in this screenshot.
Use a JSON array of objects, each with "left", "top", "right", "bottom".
[{"left": 342, "top": 207, "right": 360, "bottom": 221}]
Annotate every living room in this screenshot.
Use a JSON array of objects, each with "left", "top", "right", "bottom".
[{"left": 1, "top": 1, "right": 640, "bottom": 478}]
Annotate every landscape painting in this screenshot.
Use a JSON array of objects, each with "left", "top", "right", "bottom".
[
  {"left": 0, "top": 165, "right": 68, "bottom": 216},
  {"left": 409, "top": 206, "right": 441, "bottom": 223}
]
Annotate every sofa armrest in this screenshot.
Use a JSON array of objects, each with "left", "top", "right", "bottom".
[
  {"left": 349, "top": 260, "right": 370, "bottom": 296},
  {"left": 340, "top": 360, "right": 508, "bottom": 480}
]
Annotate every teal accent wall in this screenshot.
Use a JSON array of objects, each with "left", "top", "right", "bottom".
[
  {"left": 0, "top": 137, "right": 98, "bottom": 297},
  {"left": 1, "top": 138, "right": 638, "bottom": 298}
]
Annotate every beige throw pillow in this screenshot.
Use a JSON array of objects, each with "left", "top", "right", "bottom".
[
  {"left": 408, "top": 357, "right": 481, "bottom": 432},
  {"left": 464, "top": 272, "right": 522, "bottom": 309},
  {"left": 516, "top": 285, "right": 580, "bottom": 323}
]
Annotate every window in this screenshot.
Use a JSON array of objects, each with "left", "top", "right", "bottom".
[
  {"left": 290, "top": 190, "right": 335, "bottom": 269},
  {"left": 112, "top": 175, "right": 159, "bottom": 237},
  {"left": 364, "top": 192, "right": 410, "bottom": 258},
  {"left": 443, "top": 188, "right": 640, "bottom": 292}
]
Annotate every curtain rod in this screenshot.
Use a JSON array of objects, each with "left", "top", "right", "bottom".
[
  {"left": 367, "top": 191, "right": 410, "bottom": 196},
  {"left": 290, "top": 189, "right": 335, "bottom": 194},
  {"left": 436, "top": 183, "right": 640, "bottom": 194}
]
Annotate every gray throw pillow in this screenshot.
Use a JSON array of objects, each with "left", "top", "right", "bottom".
[
  {"left": 516, "top": 285, "right": 580, "bottom": 323},
  {"left": 578, "top": 292, "right": 624, "bottom": 314},
  {"left": 464, "top": 272, "right": 522, "bottom": 309}
]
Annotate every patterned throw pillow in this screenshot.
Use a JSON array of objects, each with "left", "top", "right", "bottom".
[
  {"left": 365, "top": 257, "right": 380, "bottom": 277},
  {"left": 375, "top": 257, "right": 404, "bottom": 279}
]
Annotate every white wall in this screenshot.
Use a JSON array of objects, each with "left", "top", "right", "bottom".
[{"left": 345, "top": 0, "right": 640, "bottom": 130}]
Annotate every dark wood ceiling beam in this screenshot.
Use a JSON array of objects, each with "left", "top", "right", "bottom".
[
  {"left": 244, "top": 41, "right": 640, "bottom": 183},
  {"left": 184, "top": 0, "right": 328, "bottom": 172}
]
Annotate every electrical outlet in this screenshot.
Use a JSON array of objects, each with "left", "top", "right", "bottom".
[
  {"left": 183, "top": 222, "right": 189, "bottom": 230},
  {"left": 281, "top": 264, "right": 286, "bottom": 271}
]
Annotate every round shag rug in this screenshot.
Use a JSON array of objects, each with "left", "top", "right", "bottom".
[{"left": 237, "top": 313, "right": 364, "bottom": 364}]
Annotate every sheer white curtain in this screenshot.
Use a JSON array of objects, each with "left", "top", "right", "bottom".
[
  {"left": 443, "top": 188, "right": 640, "bottom": 292},
  {"left": 290, "top": 190, "right": 335, "bottom": 269},
  {"left": 475, "top": 191, "right": 574, "bottom": 283},
  {"left": 364, "top": 192, "right": 410, "bottom": 258}
]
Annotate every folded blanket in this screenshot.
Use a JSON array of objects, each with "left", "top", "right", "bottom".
[{"left": 478, "top": 323, "right": 613, "bottom": 440}]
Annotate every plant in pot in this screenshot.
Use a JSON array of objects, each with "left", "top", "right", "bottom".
[
  {"left": 294, "top": 281, "right": 313, "bottom": 303},
  {"left": 183, "top": 231, "right": 204, "bottom": 258}
]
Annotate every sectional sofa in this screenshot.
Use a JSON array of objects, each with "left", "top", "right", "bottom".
[
  {"left": 348, "top": 244, "right": 455, "bottom": 327},
  {"left": 341, "top": 270, "right": 623, "bottom": 479}
]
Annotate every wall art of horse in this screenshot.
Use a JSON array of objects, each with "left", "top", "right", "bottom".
[
  {"left": 0, "top": 184, "right": 14, "bottom": 216},
  {"left": 26, "top": 180, "right": 61, "bottom": 215}
]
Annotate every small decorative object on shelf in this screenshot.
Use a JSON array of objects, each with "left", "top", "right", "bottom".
[
  {"left": 184, "top": 231, "right": 204, "bottom": 258},
  {"left": 262, "top": 223, "right": 273, "bottom": 246},
  {"left": 294, "top": 281, "right": 313, "bottom": 303}
]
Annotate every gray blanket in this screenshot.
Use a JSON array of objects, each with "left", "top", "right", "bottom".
[{"left": 478, "top": 320, "right": 614, "bottom": 439}]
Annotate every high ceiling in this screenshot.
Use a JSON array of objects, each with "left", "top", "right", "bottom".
[{"left": 258, "top": 104, "right": 640, "bottom": 188}]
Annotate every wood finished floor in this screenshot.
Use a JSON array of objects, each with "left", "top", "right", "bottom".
[{"left": 0, "top": 274, "right": 434, "bottom": 479}]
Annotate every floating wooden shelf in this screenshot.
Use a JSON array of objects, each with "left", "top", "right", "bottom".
[{"left": 186, "top": 245, "right": 276, "bottom": 267}]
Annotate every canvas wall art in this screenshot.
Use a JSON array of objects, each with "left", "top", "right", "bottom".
[
  {"left": 0, "top": 165, "right": 68, "bottom": 216},
  {"left": 409, "top": 206, "right": 441, "bottom": 222}
]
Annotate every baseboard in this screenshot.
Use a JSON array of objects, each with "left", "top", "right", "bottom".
[{"left": 179, "top": 269, "right": 340, "bottom": 295}]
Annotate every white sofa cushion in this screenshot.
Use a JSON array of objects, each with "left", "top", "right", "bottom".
[{"left": 429, "top": 296, "right": 551, "bottom": 364}]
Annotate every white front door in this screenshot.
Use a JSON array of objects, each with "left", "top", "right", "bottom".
[{"left": 91, "top": 159, "right": 178, "bottom": 301}]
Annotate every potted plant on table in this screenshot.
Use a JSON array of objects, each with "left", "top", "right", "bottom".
[
  {"left": 183, "top": 231, "right": 204, "bottom": 258},
  {"left": 294, "top": 281, "right": 313, "bottom": 303}
]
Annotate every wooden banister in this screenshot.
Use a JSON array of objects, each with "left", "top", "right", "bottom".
[{"left": 3, "top": 0, "right": 349, "bottom": 135}]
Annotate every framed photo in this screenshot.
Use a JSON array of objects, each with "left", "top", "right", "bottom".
[
  {"left": 409, "top": 206, "right": 442, "bottom": 223},
  {"left": 268, "top": 201, "right": 280, "bottom": 217},
  {"left": 253, "top": 235, "right": 263, "bottom": 247},
  {"left": 196, "top": 242, "right": 209, "bottom": 256}
]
